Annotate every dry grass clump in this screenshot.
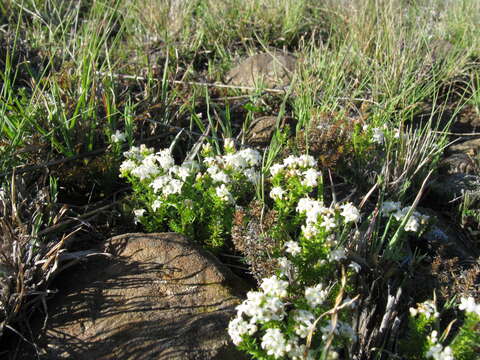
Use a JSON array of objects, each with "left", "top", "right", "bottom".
[
  {"left": 0, "top": 175, "right": 103, "bottom": 350},
  {"left": 231, "top": 200, "right": 280, "bottom": 282},
  {"left": 431, "top": 255, "right": 480, "bottom": 303},
  {"left": 295, "top": 111, "right": 357, "bottom": 170},
  {"left": 0, "top": 177, "right": 56, "bottom": 340}
]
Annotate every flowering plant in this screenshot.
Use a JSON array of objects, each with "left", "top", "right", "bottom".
[
  {"left": 229, "top": 155, "right": 362, "bottom": 359},
  {"left": 401, "top": 297, "right": 480, "bottom": 360},
  {"left": 119, "top": 140, "right": 261, "bottom": 249}
]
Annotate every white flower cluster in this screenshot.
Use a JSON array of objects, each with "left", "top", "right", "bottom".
[
  {"left": 269, "top": 155, "right": 320, "bottom": 189},
  {"left": 229, "top": 275, "right": 329, "bottom": 359},
  {"left": 121, "top": 143, "right": 262, "bottom": 223},
  {"left": 381, "top": 201, "right": 430, "bottom": 232},
  {"left": 228, "top": 275, "right": 288, "bottom": 346},
  {"left": 409, "top": 300, "right": 439, "bottom": 319},
  {"left": 202, "top": 143, "right": 261, "bottom": 203},
  {"left": 120, "top": 145, "right": 198, "bottom": 201},
  {"left": 295, "top": 198, "right": 360, "bottom": 240},
  {"left": 459, "top": 296, "right": 480, "bottom": 316},
  {"left": 305, "top": 283, "right": 329, "bottom": 307},
  {"left": 426, "top": 331, "right": 454, "bottom": 360}
]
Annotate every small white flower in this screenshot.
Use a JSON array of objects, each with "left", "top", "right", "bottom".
[
  {"left": 151, "top": 199, "right": 163, "bottom": 212},
  {"left": 162, "top": 179, "right": 183, "bottom": 196},
  {"left": 236, "top": 291, "right": 265, "bottom": 319},
  {"left": 260, "top": 275, "right": 289, "bottom": 298},
  {"left": 277, "top": 257, "right": 294, "bottom": 277},
  {"left": 211, "top": 170, "right": 230, "bottom": 184},
  {"left": 301, "top": 223, "right": 319, "bottom": 239},
  {"left": 150, "top": 175, "right": 171, "bottom": 193},
  {"left": 262, "top": 296, "right": 286, "bottom": 321},
  {"left": 412, "top": 300, "right": 439, "bottom": 319},
  {"left": 326, "top": 350, "right": 340, "bottom": 360},
  {"left": 372, "top": 127, "right": 385, "bottom": 144},
  {"left": 156, "top": 149, "right": 175, "bottom": 170},
  {"left": 224, "top": 138, "right": 235, "bottom": 152},
  {"left": 261, "top": 328, "right": 291, "bottom": 359},
  {"left": 305, "top": 283, "right": 328, "bottom": 308},
  {"left": 320, "top": 215, "right": 336, "bottom": 230},
  {"left": 302, "top": 168, "right": 320, "bottom": 187},
  {"left": 393, "top": 207, "right": 410, "bottom": 221},
  {"left": 381, "top": 201, "right": 401, "bottom": 216},
  {"left": 283, "top": 155, "right": 299, "bottom": 168},
  {"left": 340, "top": 203, "right": 361, "bottom": 223},
  {"left": 131, "top": 162, "right": 159, "bottom": 181},
  {"left": 404, "top": 215, "right": 421, "bottom": 232},
  {"left": 293, "top": 310, "right": 315, "bottom": 338},
  {"left": 459, "top": 296, "right": 480, "bottom": 315},
  {"left": 215, "top": 184, "right": 234, "bottom": 203},
  {"left": 176, "top": 165, "right": 193, "bottom": 181},
  {"left": 228, "top": 317, "right": 257, "bottom": 345},
  {"left": 238, "top": 148, "right": 261, "bottom": 166},
  {"left": 298, "top": 154, "right": 316, "bottom": 168},
  {"left": 296, "top": 198, "right": 325, "bottom": 222},
  {"left": 270, "top": 186, "right": 285, "bottom": 201},
  {"left": 285, "top": 241, "right": 302, "bottom": 256},
  {"left": 349, "top": 261, "right": 361, "bottom": 273},
  {"left": 201, "top": 142, "right": 212, "bottom": 154},
  {"left": 133, "top": 209, "right": 146, "bottom": 224},
  {"left": 111, "top": 130, "right": 126, "bottom": 143},
  {"left": 203, "top": 156, "right": 216, "bottom": 166},
  {"left": 119, "top": 159, "right": 136, "bottom": 173},
  {"left": 224, "top": 153, "right": 247, "bottom": 170},
  {"left": 426, "top": 341, "right": 454, "bottom": 360},
  {"left": 244, "top": 168, "right": 260, "bottom": 183},
  {"left": 270, "top": 163, "right": 284, "bottom": 176},
  {"left": 329, "top": 248, "right": 346, "bottom": 262}
]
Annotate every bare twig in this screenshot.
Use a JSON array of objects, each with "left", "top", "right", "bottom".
[
  {"left": 37, "top": 201, "right": 121, "bottom": 237},
  {"left": 0, "top": 134, "right": 171, "bottom": 178},
  {"left": 95, "top": 71, "right": 288, "bottom": 93}
]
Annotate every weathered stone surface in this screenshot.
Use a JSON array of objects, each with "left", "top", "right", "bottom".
[
  {"left": 422, "top": 220, "right": 479, "bottom": 261},
  {"left": 225, "top": 51, "right": 297, "bottom": 89},
  {"left": 29, "top": 233, "right": 248, "bottom": 360},
  {"left": 447, "top": 138, "right": 480, "bottom": 157},
  {"left": 246, "top": 116, "right": 285, "bottom": 148},
  {"left": 429, "top": 174, "right": 480, "bottom": 204},
  {"left": 440, "top": 152, "right": 478, "bottom": 174}
]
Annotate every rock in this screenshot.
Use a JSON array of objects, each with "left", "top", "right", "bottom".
[
  {"left": 246, "top": 115, "right": 292, "bottom": 148},
  {"left": 447, "top": 138, "right": 480, "bottom": 156},
  {"left": 442, "top": 108, "right": 480, "bottom": 175},
  {"left": 451, "top": 105, "right": 480, "bottom": 134},
  {"left": 27, "top": 233, "right": 249, "bottom": 360},
  {"left": 429, "top": 173, "right": 480, "bottom": 204},
  {"left": 225, "top": 51, "right": 297, "bottom": 89},
  {"left": 422, "top": 221, "right": 479, "bottom": 261},
  {"left": 440, "top": 153, "right": 478, "bottom": 174}
]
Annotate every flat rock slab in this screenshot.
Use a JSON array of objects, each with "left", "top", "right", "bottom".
[
  {"left": 448, "top": 138, "right": 480, "bottom": 156},
  {"left": 30, "top": 233, "right": 248, "bottom": 360},
  {"left": 225, "top": 51, "right": 297, "bottom": 89}
]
